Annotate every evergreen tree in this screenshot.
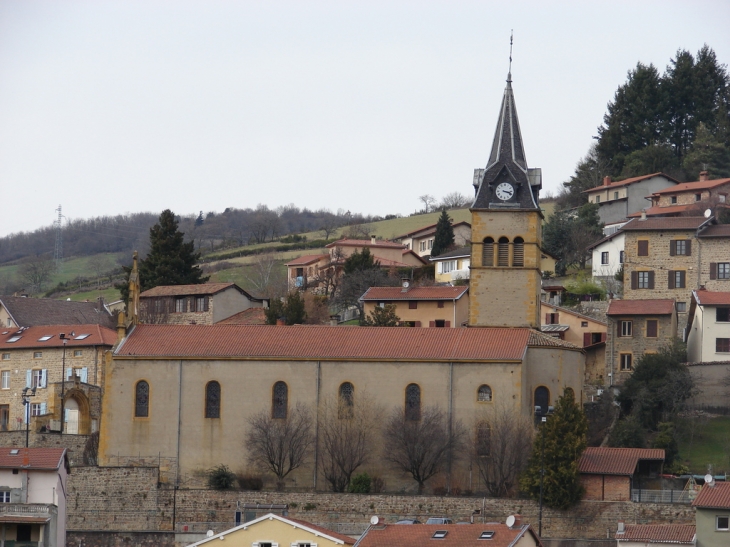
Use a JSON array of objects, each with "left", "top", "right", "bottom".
[
  {"left": 138, "top": 209, "right": 208, "bottom": 291},
  {"left": 682, "top": 122, "right": 730, "bottom": 178},
  {"left": 520, "top": 387, "right": 587, "bottom": 510},
  {"left": 343, "top": 248, "right": 379, "bottom": 274},
  {"left": 362, "top": 303, "right": 400, "bottom": 326},
  {"left": 430, "top": 210, "right": 455, "bottom": 257},
  {"left": 265, "top": 291, "right": 307, "bottom": 325}
]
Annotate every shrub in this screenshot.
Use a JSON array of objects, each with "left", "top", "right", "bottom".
[
  {"left": 207, "top": 465, "right": 237, "bottom": 490},
  {"left": 348, "top": 472, "right": 372, "bottom": 493},
  {"left": 608, "top": 416, "right": 647, "bottom": 448},
  {"left": 303, "top": 503, "right": 317, "bottom": 510}
]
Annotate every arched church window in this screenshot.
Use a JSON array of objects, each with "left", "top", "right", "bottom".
[
  {"left": 339, "top": 382, "right": 354, "bottom": 419},
  {"left": 272, "top": 381, "right": 288, "bottom": 419},
  {"left": 476, "top": 422, "right": 491, "bottom": 457},
  {"left": 497, "top": 237, "right": 509, "bottom": 266},
  {"left": 205, "top": 381, "right": 221, "bottom": 419},
  {"left": 482, "top": 238, "right": 494, "bottom": 267},
  {"left": 534, "top": 386, "right": 550, "bottom": 416},
  {"left": 513, "top": 237, "right": 524, "bottom": 267},
  {"left": 477, "top": 385, "right": 492, "bottom": 402},
  {"left": 405, "top": 383, "right": 421, "bottom": 421},
  {"left": 135, "top": 380, "right": 149, "bottom": 418}
]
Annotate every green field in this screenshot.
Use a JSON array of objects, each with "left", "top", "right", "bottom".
[{"left": 678, "top": 415, "right": 730, "bottom": 474}]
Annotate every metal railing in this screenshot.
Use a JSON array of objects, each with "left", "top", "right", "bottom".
[{"left": 631, "top": 489, "right": 694, "bottom": 504}]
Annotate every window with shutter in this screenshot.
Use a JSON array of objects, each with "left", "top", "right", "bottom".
[
  {"left": 676, "top": 271, "right": 685, "bottom": 289},
  {"left": 637, "top": 240, "right": 649, "bottom": 256},
  {"left": 497, "top": 237, "right": 509, "bottom": 266},
  {"left": 409, "top": 301, "right": 417, "bottom": 309},
  {"left": 710, "top": 262, "right": 717, "bottom": 279},
  {"left": 638, "top": 271, "right": 650, "bottom": 289},
  {"left": 631, "top": 271, "right": 638, "bottom": 289},
  {"left": 513, "top": 238, "right": 524, "bottom": 267},
  {"left": 437, "top": 301, "right": 444, "bottom": 308},
  {"left": 669, "top": 240, "right": 676, "bottom": 256},
  {"left": 668, "top": 271, "right": 675, "bottom": 289},
  {"left": 648, "top": 271, "right": 655, "bottom": 289},
  {"left": 674, "top": 240, "right": 686, "bottom": 255},
  {"left": 583, "top": 333, "right": 591, "bottom": 347},
  {"left": 646, "top": 320, "right": 658, "bottom": 338}
]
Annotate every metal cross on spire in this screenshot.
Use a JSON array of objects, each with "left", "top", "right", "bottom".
[{"left": 508, "top": 30, "right": 513, "bottom": 82}]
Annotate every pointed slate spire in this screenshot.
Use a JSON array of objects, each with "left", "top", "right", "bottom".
[{"left": 486, "top": 73, "right": 527, "bottom": 173}]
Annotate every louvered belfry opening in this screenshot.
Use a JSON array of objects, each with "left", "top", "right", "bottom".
[
  {"left": 513, "top": 237, "right": 524, "bottom": 267},
  {"left": 497, "top": 237, "right": 509, "bottom": 266},
  {"left": 482, "top": 237, "right": 494, "bottom": 266}
]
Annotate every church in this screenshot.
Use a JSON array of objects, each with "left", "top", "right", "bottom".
[{"left": 98, "top": 70, "right": 585, "bottom": 492}]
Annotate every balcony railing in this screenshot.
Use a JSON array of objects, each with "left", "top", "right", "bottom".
[
  {"left": 0, "top": 504, "right": 57, "bottom": 516},
  {"left": 449, "top": 269, "right": 470, "bottom": 281}
]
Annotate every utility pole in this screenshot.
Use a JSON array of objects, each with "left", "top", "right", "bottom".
[{"left": 54, "top": 205, "right": 64, "bottom": 270}]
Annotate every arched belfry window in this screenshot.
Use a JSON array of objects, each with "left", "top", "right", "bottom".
[
  {"left": 482, "top": 237, "right": 494, "bottom": 267},
  {"left": 534, "top": 386, "right": 550, "bottom": 417},
  {"left": 405, "top": 383, "right": 421, "bottom": 421},
  {"left": 477, "top": 385, "right": 492, "bottom": 402},
  {"left": 135, "top": 380, "right": 149, "bottom": 418},
  {"left": 513, "top": 237, "right": 524, "bottom": 267},
  {"left": 205, "top": 381, "right": 221, "bottom": 419},
  {"left": 339, "top": 382, "right": 354, "bottom": 419},
  {"left": 497, "top": 237, "right": 509, "bottom": 266},
  {"left": 272, "top": 381, "right": 288, "bottom": 419}
]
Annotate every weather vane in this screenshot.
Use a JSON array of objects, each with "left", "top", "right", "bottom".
[{"left": 508, "top": 30, "right": 513, "bottom": 81}]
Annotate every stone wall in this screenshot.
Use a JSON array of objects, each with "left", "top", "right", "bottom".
[{"left": 0, "top": 430, "right": 90, "bottom": 466}]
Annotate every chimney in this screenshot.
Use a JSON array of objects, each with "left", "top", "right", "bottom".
[
  {"left": 603, "top": 176, "right": 612, "bottom": 186},
  {"left": 370, "top": 235, "right": 376, "bottom": 245},
  {"left": 617, "top": 521, "right": 625, "bottom": 534},
  {"left": 699, "top": 171, "right": 709, "bottom": 182},
  {"left": 511, "top": 514, "right": 522, "bottom": 528},
  {"left": 329, "top": 314, "right": 339, "bottom": 326},
  {"left": 276, "top": 318, "right": 286, "bottom": 326},
  {"left": 640, "top": 209, "right": 647, "bottom": 221}
]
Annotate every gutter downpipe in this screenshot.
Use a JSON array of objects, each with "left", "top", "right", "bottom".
[
  {"left": 173, "top": 359, "right": 182, "bottom": 531},
  {"left": 447, "top": 361, "right": 454, "bottom": 493},
  {"left": 313, "top": 361, "right": 321, "bottom": 489}
]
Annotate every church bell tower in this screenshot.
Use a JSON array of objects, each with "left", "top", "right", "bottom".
[{"left": 468, "top": 70, "right": 543, "bottom": 328}]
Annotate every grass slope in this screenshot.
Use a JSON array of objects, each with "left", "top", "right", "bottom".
[{"left": 678, "top": 415, "right": 730, "bottom": 474}]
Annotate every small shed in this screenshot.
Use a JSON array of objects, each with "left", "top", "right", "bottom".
[{"left": 579, "top": 447, "right": 665, "bottom": 501}]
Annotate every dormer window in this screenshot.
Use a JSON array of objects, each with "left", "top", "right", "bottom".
[
  {"left": 479, "top": 531, "right": 495, "bottom": 539},
  {"left": 432, "top": 531, "right": 448, "bottom": 539}
]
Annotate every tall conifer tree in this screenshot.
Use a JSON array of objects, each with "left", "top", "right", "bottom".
[{"left": 430, "top": 210, "right": 455, "bottom": 257}]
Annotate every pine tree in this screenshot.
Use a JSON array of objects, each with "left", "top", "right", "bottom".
[
  {"left": 265, "top": 291, "right": 307, "bottom": 325},
  {"left": 430, "top": 210, "right": 454, "bottom": 257},
  {"left": 520, "top": 387, "right": 588, "bottom": 510},
  {"left": 138, "top": 209, "right": 208, "bottom": 291},
  {"left": 362, "top": 303, "right": 400, "bottom": 326}
]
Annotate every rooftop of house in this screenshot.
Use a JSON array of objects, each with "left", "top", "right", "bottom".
[
  {"left": 0, "top": 324, "right": 117, "bottom": 350},
  {"left": 692, "top": 480, "right": 730, "bottom": 509},
  {"left": 616, "top": 524, "right": 695, "bottom": 544},
  {"left": 607, "top": 299, "right": 675, "bottom": 316},
  {"left": 360, "top": 286, "right": 469, "bottom": 302},
  {"left": 394, "top": 221, "right": 471, "bottom": 240},
  {"left": 429, "top": 246, "right": 471, "bottom": 261},
  {"left": 578, "top": 447, "right": 665, "bottom": 476},
  {"left": 582, "top": 173, "right": 679, "bottom": 194},
  {"left": 215, "top": 307, "right": 267, "bottom": 325},
  {"left": 114, "top": 324, "right": 580, "bottom": 361},
  {"left": 586, "top": 230, "right": 625, "bottom": 252},
  {"left": 627, "top": 204, "right": 693, "bottom": 218},
  {"left": 285, "top": 254, "right": 329, "bottom": 267},
  {"left": 0, "top": 447, "right": 68, "bottom": 472},
  {"left": 358, "top": 522, "right": 541, "bottom": 547},
  {"left": 0, "top": 296, "right": 114, "bottom": 329},
  {"left": 325, "top": 238, "right": 406, "bottom": 249},
  {"left": 693, "top": 289, "right": 730, "bottom": 306},
  {"left": 698, "top": 223, "right": 730, "bottom": 238},
  {"left": 140, "top": 282, "right": 262, "bottom": 300},
  {"left": 650, "top": 177, "right": 730, "bottom": 195},
  {"left": 620, "top": 216, "right": 710, "bottom": 231}
]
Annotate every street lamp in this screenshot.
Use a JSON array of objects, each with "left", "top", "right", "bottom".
[
  {"left": 21, "top": 387, "right": 37, "bottom": 448},
  {"left": 534, "top": 404, "right": 554, "bottom": 538},
  {"left": 60, "top": 333, "right": 69, "bottom": 434}
]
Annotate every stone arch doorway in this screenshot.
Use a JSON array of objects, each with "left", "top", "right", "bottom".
[{"left": 63, "top": 390, "right": 91, "bottom": 435}]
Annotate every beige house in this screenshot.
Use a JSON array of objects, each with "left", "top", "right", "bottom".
[
  {"left": 0, "top": 447, "right": 70, "bottom": 547},
  {"left": 139, "top": 282, "right": 267, "bottom": 325},
  {"left": 360, "top": 285, "right": 469, "bottom": 327},
  {"left": 692, "top": 480, "right": 730, "bottom": 547},
  {"left": 393, "top": 221, "right": 471, "bottom": 257},
  {"left": 186, "top": 513, "right": 354, "bottom": 547},
  {"left": 0, "top": 324, "right": 115, "bottom": 434},
  {"left": 429, "top": 247, "right": 470, "bottom": 283},
  {"left": 605, "top": 299, "right": 677, "bottom": 386}
]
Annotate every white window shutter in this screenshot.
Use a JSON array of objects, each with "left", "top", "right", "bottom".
[
  {"left": 25, "top": 370, "right": 31, "bottom": 388},
  {"left": 80, "top": 368, "right": 88, "bottom": 383},
  {"left": 41, "top": 369, "right": 47, "bottom": 388},
  {"left": 23, "top": 405, "right": 28, "bottom": 423},
  {"left": 40, "top": 403, "right": 47, "bottom": 415},
  {"left": 64, "top": 409, "right": 69, "bottom": 422},
  {"left": 66, "top": 368, "right": 72, "bottom": 380}
]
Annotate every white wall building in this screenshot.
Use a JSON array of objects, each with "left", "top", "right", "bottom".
[
  {"left": 589, "top": 231, "right": 625, "bottom": 279},
  {"left": 687, "top": 289, "right": 730, "bottom": 363}
]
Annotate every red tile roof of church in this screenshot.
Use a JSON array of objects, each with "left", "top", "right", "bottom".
[
  {"left": 115, "top": 324, "right": 580, "bottom": 361},
  {"left": 578, "top": 447, "right": 664, "bottom": 476}
]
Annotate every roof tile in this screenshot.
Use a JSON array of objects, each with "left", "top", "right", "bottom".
[
  {"left": 579, "top": 447, "right": 664, "bottom": 476},
  {"left": 0, "top": 296, "right": 114, "bottom": 329},
  {"left": 430, "top": 246, "right": 471, "bottom": 261},
  {"left": 607, "top": 300, "right": 675, "bottom": 316},
  {"left": 325, "top": 238, "right": 406, "bottom": 249},
  {"left": 616, "top": 524, "right": 695, "bottom": 544},
  {"left": 692, "top": 481, "right": 730, "bottom": 509},
  {"left": 360, "top": 286, "right": 469, "bottom": 301},
  {"left": 0, "top": 324, "right": 117, "bottom": 350},
  {"left": 699, "top": 224, "right": 730, "bottom": 238},
  {"left": 620, "top": 217, "right": 709, "bottom": 231},
  {"left": 285, "top": 254, "right": 329, "bottom": 266},
  {"left": 0, "top": 447, "right": 66, "bottom": 470},
  {"left": 583, "top": 173, "right": 679, "bottom": 194},
  {"left": 694, "top": 290, "right": 730, "bottom": 306},
  {"left": 140, "top": 283, "right": 237, "bottom": 297},
  {"left": 651, "top": 178, "right": 730, "bottom": 194},
  {"left": 358, "top": 523, "right": 539, "bottom": 547},
  {"left": 215, "top": 308, "right": 267, "bottom": 325}
]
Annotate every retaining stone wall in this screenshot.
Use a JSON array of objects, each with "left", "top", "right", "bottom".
[{"left": 0, "top": 430, "right": 90, "bottom": 466}]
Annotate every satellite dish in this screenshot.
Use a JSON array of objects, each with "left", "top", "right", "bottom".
[
  {"left": 505, "top": 515, "right": 516, "bottom": 528},
  {"left": 704, "top": 208, "right": 712, "bottom": 218},
  {"left": 370, "top": 516, "right": 380, "bottom": 525},
  {"left": 207, "top": 530, "right": 214, "bottom": 537},
  {"left": 705, "top": 474, "right": 715, "bottom": 487}
]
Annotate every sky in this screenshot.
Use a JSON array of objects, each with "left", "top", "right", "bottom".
[{"left": 1, "top": 1, "right": 730, "bottom": 237}]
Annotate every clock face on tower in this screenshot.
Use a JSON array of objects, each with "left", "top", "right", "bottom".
[{"left": 495, "top": 182, "right": 514, "bottom": 201}]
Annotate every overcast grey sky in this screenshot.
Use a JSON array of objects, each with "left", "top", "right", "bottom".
[{"left": 1, "top": 1, "right": 729, "bottom": 237}]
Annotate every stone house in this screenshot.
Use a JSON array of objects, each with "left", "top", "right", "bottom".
[
  {"left": 578, "top": 447, "right": 664, "bottom": 502},
  {"left": 430, "top": 246, "right": 471, "bottom": 283},
  {"left": 0, "top": 447, "right": 70, "bottom": 547},
  {"left": 138, "top": 283, "right": 267, "bottom": 325},
  {"left": 692, "top": 480, "right": 730, "bottom": 547},
  {"left": 582, "top": 173, "right": 680, "bottom": 225},
  {"left": 615, "top": 524, "right": 696, "bottom": 547},
  {"left": 186, "top": 513, "right": 355, "bottom": 547},
  {"left": 360, "top": 285, "right": 469, "bottom": 327},
  {"left": 0, "top": 296, "right": 114, "bottom": 329},
  {"left": 605, "top": 300, "right": 677, "bottom": 386},
  {"left": 393, "top": 221, "right": 472, "bottom": 257},
  {"left": 0, "top": 324, "right": 115, "bottom": 434}
]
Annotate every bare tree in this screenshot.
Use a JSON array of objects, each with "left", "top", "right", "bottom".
[
  {"left": 342, "top": 223, "right": 373, "bottom": 240},
  {"left": 19, "top": 255, "right": 55, "bottom": 292},
  {"left": 383, "top": 405, "right": 465, "bottom": 493},
  {"left": 246, "top": 403, "right": 314, "bottom": 490},
  {"left": 319, "top": 392, "right": 384, "bottom": 492},
  {"left": 319, "top": 214, "right": 342, "bottom": 241},
  {"left": 87, "top": 255, "right": 112, "bottom": 289},
  {"left": 471, "top": 405, "right": 534, "bottom": 497},
  {"left": 440, "top": 192, "right": 470, "bottom": 209},
  {"left": 418, "top": 194, "right": 437, "bottom": 213},
  {"left": 245, "top": 253, "right": 287, "bottom": 299}
]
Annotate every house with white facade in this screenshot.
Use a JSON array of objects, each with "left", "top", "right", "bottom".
[
  {"left": 588, "top": 231, "right": 625, "bottom": 281},
  {"left": 429, "top": 246, "right": 470, "bottom": 283},
  {"left": 687, "top": 289, "right": 730, "bottom": 363},
  {"left": 0, "top": 447, "right": 69, "bottom": 547}
]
